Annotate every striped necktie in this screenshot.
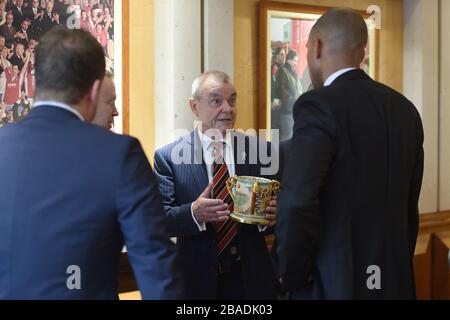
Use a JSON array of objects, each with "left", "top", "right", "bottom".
[{"left": 211, "top": 141, "right": 237, "bottom": 256}]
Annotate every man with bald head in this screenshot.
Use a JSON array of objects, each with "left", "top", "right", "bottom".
[{"left": 276, "top": 8, "right": 423, "bottom": 299}]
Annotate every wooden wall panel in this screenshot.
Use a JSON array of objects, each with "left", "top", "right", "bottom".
[
  {"left": 414, "top": 234, "right": 431, "bottom": 300},
  {"left": 432, "top": 231, "right": 450, "bottom": 299}
]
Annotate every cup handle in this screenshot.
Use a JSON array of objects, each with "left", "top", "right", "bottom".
[
  {"left": 226, "top": 176, "right": 237, "bottom": 202},
  {"left": 271, "top": 180, "right": 281, "bottom": 194}
]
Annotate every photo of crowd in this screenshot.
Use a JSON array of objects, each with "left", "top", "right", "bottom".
[
  {"left": 269, "top": 15, "right": 374, "bottom": 141},
  {"left": 0, "top": 0, "right": 115, "bottom": 127},
  {"left": 270, "top": 17, "right": 314, "bottom": 141}
]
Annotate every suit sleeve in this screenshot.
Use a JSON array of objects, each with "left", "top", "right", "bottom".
[
  {"left": 407, "top": 114, "right": 424, "bottom": 258},
  {"left": 116, "top": 138, "right": 183, "bottom": 300},
  {"left": 276, "top": 96, "right": 337, "bottom": 291},
  {"left": 153, "top": 149, "right": 204, "bottom": 237}
]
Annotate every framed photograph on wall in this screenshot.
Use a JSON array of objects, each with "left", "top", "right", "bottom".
[
  {"left": 0, "top": 0, "right": 129, "bottom": 134},
  {"left": 259, "top": 1, "right": 379, "bottom": 141}
]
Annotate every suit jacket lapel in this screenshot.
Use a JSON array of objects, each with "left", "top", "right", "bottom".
[
  {"left": 186, "top": 130, "right": 208, "bottom": 192},
  {"left": 185, "top": 129, "right": 252, "bottom": 191}
]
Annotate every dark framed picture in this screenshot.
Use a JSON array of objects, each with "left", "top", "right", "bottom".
[
  {"left": 0, "top": 0, "right": 128, "bottom": 134},
  {"left": 259, "top": 1, "right": 379, "bottom": 141}
]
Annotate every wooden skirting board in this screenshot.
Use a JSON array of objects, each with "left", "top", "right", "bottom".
[{"left": 412, "top": 211, "right": 450, "bottom": 299}]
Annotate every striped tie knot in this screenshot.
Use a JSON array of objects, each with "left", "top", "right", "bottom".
[{"left": 211, "top": 140, "right": 225, "bottom": 164}]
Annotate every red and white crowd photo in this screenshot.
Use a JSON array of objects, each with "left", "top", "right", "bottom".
[{"left": 0, "top": 0, "right": 114, "bottom": 127}]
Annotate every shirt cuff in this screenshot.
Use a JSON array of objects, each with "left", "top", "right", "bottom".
[
  {"left": 258, "top": 225, "right": 268, "bottom": 232},
  {"left": 191, "top": 202, "right": 207, "bottom": 232}
]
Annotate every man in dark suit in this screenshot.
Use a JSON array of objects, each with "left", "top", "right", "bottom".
[
  {"left": 39, "top": 0, "right": 59, "bottom": 35},
  {"left": 24, "top": 0, "right": 44, "bottom": 40},
  {"left": 11, "top": 0, "right": 25, "bottom": 30},
  {"left": 53, "top": 0, "right": 70, "bottom": 26},
  {"left": 14, "top": 18, "right": 32, "bottom": 46},
  {"left": 276, "top": 8, "right": 424, "bottom": 300},
  {"left": 8, "top": 42, "right": 25, "bottom": 70},
  {"left": 0, "top": 27, "right": 182, "bottom": 300},
  {"left": 276, "top": 50, "right": 303, "bottom": 141},
  {"left": 154, "top": 70, "right": 280, "bottom": 300}
]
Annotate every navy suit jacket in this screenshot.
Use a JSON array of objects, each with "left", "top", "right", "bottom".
[
  {"left": 154, "top": 130, "right": 279, "bottom": 299},
  {"left": 0, "top": 106, "right": 182, "bottom": 300},
  {"left": 277, "top": 69, "right": 424, "bottom": 299}
]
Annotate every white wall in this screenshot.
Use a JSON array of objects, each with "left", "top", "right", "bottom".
[
  {"left": 154, "top": 0, "right": 201, "bottom": 148},
  {"left": 173, "top": 0, "right": 201, "bottom": 133},
  {"left": 155, "top": 0, "right": 175, "bottom": 148},
  {"left": 403, "top": 0, "right": 439, "bottom": 213},
  {"left": 203, "top": 0, "right": 234, "bottom": 77}
]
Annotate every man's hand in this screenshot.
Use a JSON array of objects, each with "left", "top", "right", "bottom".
[
  {"left": 265, "top": 195, "right": 277, "bottom": 227},
  {"left": 192, "top": 183, "right": 230, "bottom": 223}
]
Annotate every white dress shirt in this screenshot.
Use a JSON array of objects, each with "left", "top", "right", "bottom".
[
  {"left": 192, "top": 127, "right": 266, "bottom": 232},
  {"left": 33, "top": 101, "right": 85, "bottom": 121},
  {"left": 324, "top": 67, "right": 356, "bottom": 87}
]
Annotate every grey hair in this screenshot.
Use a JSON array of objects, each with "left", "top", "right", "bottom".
[{"left": 191, "top": 70, "right": 231, "bottom": 100}]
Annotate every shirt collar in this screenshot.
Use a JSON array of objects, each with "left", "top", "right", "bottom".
[
  {"left": 197, "top": 126, "right": 232, "bottom": 153},
  {"left": 33, "top": 100, "right": 85, "bottom": 121},
  {"left": 324, "top": 67, "right": 356, "bottom": 87}
]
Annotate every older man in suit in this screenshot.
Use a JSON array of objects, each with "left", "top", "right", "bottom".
[
  {"left": 276, "top": 8, "right": 424, "bottom": 299},
  {"left": 0, "top": 27, "right": 181, "bottom": 300},
  {"left": 154, "top": 70, "right": 280, "bottom": 300}
]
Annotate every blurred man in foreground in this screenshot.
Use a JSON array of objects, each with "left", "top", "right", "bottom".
[{"left": 0, "top": 27, "right": 182, "bottom": 300}]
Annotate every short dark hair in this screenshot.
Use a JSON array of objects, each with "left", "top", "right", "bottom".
[
  {"left": 35, "top": 27, "right": 106, "bottom": 104},
  {"left": 286, "top": 50, "right": 298, "bottom": 61},
  {"left": 274, "top": 47, "right": 284, "bottom": 56}
]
